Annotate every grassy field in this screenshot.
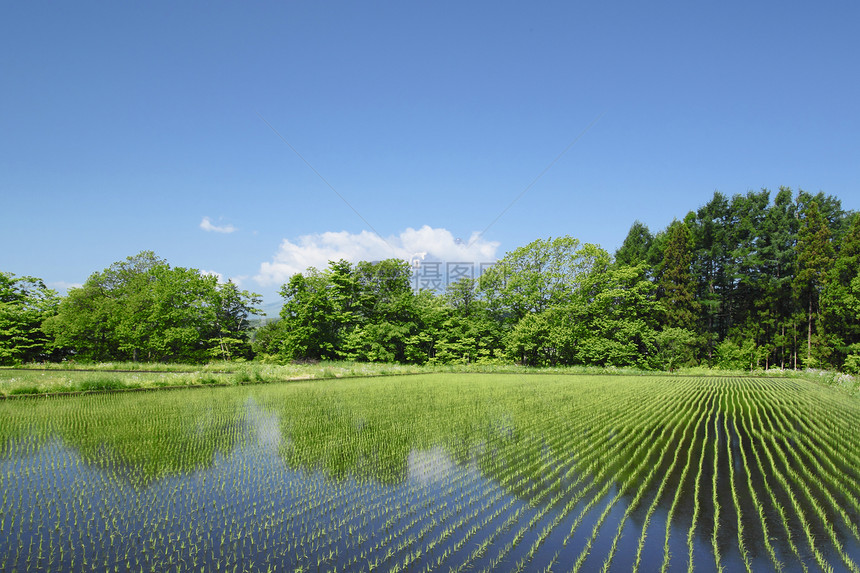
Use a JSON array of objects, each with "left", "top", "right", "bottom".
[
  {"left": 1, "top": 372, "right": 858, "bottom": 571},
  {"left": 0, "top": 361, "right": 426, "bottom": 396},
  {"left": 2, "top": 360, "right": 857, "bottom": 397}
]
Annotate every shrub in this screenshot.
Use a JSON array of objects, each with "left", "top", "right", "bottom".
[
  {"left": 8, "top": 385, "right": 42, "bottom": 395},
  {"left": 77, "top": 377, "right": 125, "bottom": 392},
  {"left": 844, "top": 354, "right": 860, "bottom": 374}
]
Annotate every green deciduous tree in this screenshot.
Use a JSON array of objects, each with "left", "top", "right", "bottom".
[
  {"left": 277, "top": 268, "right": 339, "bottom": 361},
  {"left": 653, "top": 327, "right": 700, "bottom": 371},
  {"left": 504, "top": 263, "right": 661, "bottom": 368},
  {"left": 43, "top": 252, "right": 260, "bottom": 362},
  {"left": 480, "top": 236, "right": 610, "bottom": 329},
  {"left": 208, "top": 280, "right": 263, "bottom": 361},
  {"left": 0, "top": 272, "right": 59, "bottom": 364},
  {"left": 575, "top": 264, "right": 661, "bottom": 368},
  {"left": 433, "top": 278, "right": 501, "bottom": 364},
  {"left": 277, "top": 259, "right": 421, "bottom": 363},
  {"left": 341, "top": 259, "right": 417, "bottom": 363},
  {"left": 504, "top": 309, "right": 562, "bottom": 366}
]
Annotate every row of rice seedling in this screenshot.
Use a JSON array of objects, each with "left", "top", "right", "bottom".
[
  {"left": 1, "top": 373, "right": 859, "bottom": 571},
  {"left": 479, "top": 381, "right": 656, "bottom": 570},
  {"left": 729, "top": 382, "right": 780, "bottom": 571},
  {"left": 732, "top": 376, "right": 860, "bottom": 571},
  {"left": 568, "top": 382, "right": 711, "bottom": 573},
  {"left": 752, "top": 381, "right": 858, "bottom": 571},
  {"left": 633, "top": 381, "right": 714, "bottom": 572}
]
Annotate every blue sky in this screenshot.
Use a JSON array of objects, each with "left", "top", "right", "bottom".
[{"left": 2, "top": 1, "right": 858, "bottom": 309}]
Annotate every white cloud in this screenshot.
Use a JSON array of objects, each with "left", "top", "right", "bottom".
[
  {"left": 202, "top": 270, "right": 247, "bottom": 287},
  {"left": 201, "top": 270, "right": 225, "bottom": 283},
  {"left": 47, "top": 281, "right": 83, "bottom": 294},
  {"left": 200, "top": 217, "right": 237, "bottom": 234},
  {"left": 254, "top": 226, "right": 500, "bottom": 286}
]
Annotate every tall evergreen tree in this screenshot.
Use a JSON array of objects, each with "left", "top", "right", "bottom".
[
  {"left": 657, "top": 220, "right": 699, "bottom": 332},
  {"left": 688, "top": 191, "right": 732, "bottom": 355},
  {"left": 726, "top": 190, "right": 770, "bottom": 327},
  {"left": 793, "top": 201, "right": 835, "bottom": 365},
  {"left": 615, "top": 221, "right": 654, "bottom": 267},
  {"left": 821, "top": 213, "right": 860, "bottom": 368},
  {"left": 757, "top": 187, "right": 798, "bottom": 368}
]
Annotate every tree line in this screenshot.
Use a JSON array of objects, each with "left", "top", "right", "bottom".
[
  {"left": 1, "top": 252, "right": 261, "bottom": 364},
  {"left": 2, "top": 187, "right": 858, "bottom": 372},
  {"left": 257, "top": 187, "right": 859, "bottom": 372}
]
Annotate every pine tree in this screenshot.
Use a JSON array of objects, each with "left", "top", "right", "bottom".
[
  {"left": 657, "top": 221, "right": 699, "bottom": 332},
  {"left": 757, "top": 187, "right": 798, "bottom": 368},
  {"left": 793, "top": 200, "right": 834, "bottom": 365},
  {"left": 615, "top": 221, "right": 654, "bottom": 267},
  {"left": 821, "top": 213, "right": 860, "bottom": 368}
]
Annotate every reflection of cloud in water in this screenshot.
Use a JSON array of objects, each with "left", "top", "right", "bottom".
[
  {"left": 244, "top": 397, "right": 282, "bottom": 450},
  {"left": 407, "top": 446, "right": 456, "bottom": 485}
]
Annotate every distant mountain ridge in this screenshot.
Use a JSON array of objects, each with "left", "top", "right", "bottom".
[{"left": 257, "top": 300, "right": 282, "bottom": 321}]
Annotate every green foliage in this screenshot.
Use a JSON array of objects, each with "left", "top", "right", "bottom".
[
  {"left": 250, "top": 319, "right": 284, "bottom": 358},
  {"left": 844, "top": 354, "right": 860, "bottom": 374},
  {"left": 503, "top": 264, "right": 662, "bottom": 368},
  {"left": 794, "top": 201, "right": 836, "bottom": 365},
  {"left": 0, "top": 272, "right": 59, "bottom": 364},
  {"left": 715, "top": 338, "right": 761, "bottom": 370},
  {"left": 258, "top": 187, "right": 855, "bottom": 372},
  {"left": 615, "top": 220, "right": 654, "bottom": 267},
  {"left": 575, "top": 264, "right": 661, "bottom": 368},
  {"left": 7, "top": 187, "right": 857, "bottom": 373},
  {"left": 278, "top": 259, "right": 420, "bottom": 363},
  {"left": 432, "top": 279, "right": 502, "bottom": 364},
  {"left": 821, "top": 214, "right": 860, "bottom": 369},
  {"left": 656, "top": 220, "right": 699, "bottom": 331},
  {"left": 504, "top": 308, "right": 561, "bottom": 366},
  {"left": 42, "top": 251, "right": 261, "bottom": 363},
  {"left": 682, "top": 188, "right": 853, "bottom": 370},
  {"left": 653, "top": 327, "right": 700, "bottom": 370},
  {"left": 480, "top": 236, "right": 610, "bottom": 327}
]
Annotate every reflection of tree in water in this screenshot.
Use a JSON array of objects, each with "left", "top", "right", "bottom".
[{"left": 0, "top": 388, "right": 248, "bottom": 487}]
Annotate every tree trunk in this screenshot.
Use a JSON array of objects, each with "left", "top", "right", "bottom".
[
  {"left": 807, "top": 296, "right": 813, "bottom": 364},
  {"left": 793, "top": 321, "right": 797, "bottom": 370},
  {"left": 780, "top": 324, "right": 785, "bottom": 369}
]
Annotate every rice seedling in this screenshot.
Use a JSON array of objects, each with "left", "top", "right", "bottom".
[{"left": 0, "top": 373, "right": 858, "bottom": 571}]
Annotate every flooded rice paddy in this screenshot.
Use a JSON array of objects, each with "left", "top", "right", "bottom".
[{"left": 1, "top": 373, "right": 858, "bottom": 572}]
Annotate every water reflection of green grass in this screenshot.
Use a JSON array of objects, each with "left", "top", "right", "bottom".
[{"left": 0, "top": 374, "right": 858, "bottom": 571}]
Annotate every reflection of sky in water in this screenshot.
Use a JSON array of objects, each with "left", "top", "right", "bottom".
[
  {"left": 245, "top": 396, "right": 282, "bottom": 450},
  {"left": 407, "top": 445, "right": 457, "bottom": 485}
]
